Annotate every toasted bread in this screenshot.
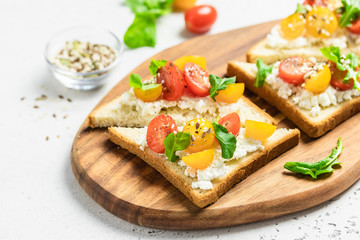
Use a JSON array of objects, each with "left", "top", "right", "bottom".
[
  {"left": 227, "top": 61, "right": 360, "bottom": 137},
  {"left": 108, "top": 126, "right": 299, "bottom": 208}
]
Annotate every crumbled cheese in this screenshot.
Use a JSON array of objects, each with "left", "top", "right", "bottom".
[
  {"left": 265, "top": 61, "right": 360, "bottom": 116},
  {"left": 191, "top": 181, "right": 213, "bottom": 190},
  {"left": 266, "top": 25, "right": 349, "bottom": 49},
  {"left": 134, "top": 126, "right": 147, "bottom": 151}
]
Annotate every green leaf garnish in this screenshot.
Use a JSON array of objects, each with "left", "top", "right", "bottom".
[
  {"left": 164, "top": 132, "right": 191, "bottom": 162},
  {"left": 212, "top": 122, "right": 236, "bottom": 159},
  {"left": 124, "top": 0, "right": 174, "bottom": 49},
  {"left": 209, "top": 74, "right": 236, "bottom": 101},
  {"left": 129, "top": 73, "right": 161, "bottom": 90},
  {"left": 149, "top": 59, "right": 167, "bottom": 75},
  {"left": 320, "top": 46, "right": 360, "bottom": 91},
  {"left": 295, "top": 3, "right": 307, "bottom": 14},
  {"left": 255, "top": 59, "right": 273, "bottom": 88},
  {"left": 284, "top": 138, "right": 343, "bottom": 179},
  {"left": 338, "top": 0, "right": 360, "bottom": 28}
]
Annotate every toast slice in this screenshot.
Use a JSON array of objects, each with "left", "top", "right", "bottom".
[
  {"left": 108, "top": 126, "right": 299, "bottom": 208},
  {"left": 227, "top": 61, "right": 360, "bottom": 137},
  {"left": 88, "top": 89, "right": 276, "bottom": 128}
]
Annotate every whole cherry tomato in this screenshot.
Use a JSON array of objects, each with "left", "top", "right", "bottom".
[
  {"left": 185, "top": 5, "right": 217, "bottom": 34},
  {"left": 156, "top": 61, "right": 185, "bottom": 101},
  {"left": 146, "top": 115, "right": 178, "bottom": 153}
]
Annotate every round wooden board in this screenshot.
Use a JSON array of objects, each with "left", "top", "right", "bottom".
[{"left": 71, "top": 20, "right": 360, "bottom": 230}]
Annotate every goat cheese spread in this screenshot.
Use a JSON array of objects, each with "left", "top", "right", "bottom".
[
  {"left": 265, "top": 61, "right": 360, "bottom": 116},
  {"left": 266, "top": 25, "right": 356, "bottom": 49}
]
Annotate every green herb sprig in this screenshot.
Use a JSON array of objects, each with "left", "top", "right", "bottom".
[
  {"left": 338, "top": 0, "right": 360, "bottom": 28},
  {"left": 209, "top": 74, "right": 236, "bottom": 101},
  {"left": 164, "top": 132, "right": 191, "bottom": 162},
  {"left": 124, "top": 0, "right": 174, "bottom": 49},
  {"left": 255, "top": 59, "right": 273, "bottom": 88},
  {"left": 320, "top": 46, "right": 360, "bottom": 91},
  {"left": 284, "top": 138, "right": 343, "bottom": 179},
  {"left": 212, "top": 122, "right": 236, "bottom": 159},
  {"left": 149, "top": 59, "right": 167, "bottom": 75},
  {"left": 129, "top": 73, "right": 160, "bottom": 90},
  {"left": 295, "top": 3, "right": 307, "bottom": 15}
]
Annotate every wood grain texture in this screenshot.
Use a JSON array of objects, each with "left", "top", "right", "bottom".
[{"left": 71, "top": 20, "right": 360, "bottom": 230}]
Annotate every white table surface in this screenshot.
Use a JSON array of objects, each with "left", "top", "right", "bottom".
[{"left": 1, "top": 0, "right": 360, "bottom": 239}]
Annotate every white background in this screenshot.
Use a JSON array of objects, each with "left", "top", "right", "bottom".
[{"left": 1, "top": 0, "right": 360, "bottom": 239}]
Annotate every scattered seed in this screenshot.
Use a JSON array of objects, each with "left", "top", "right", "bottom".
[
  {"left": 20, "top": 97, "right": 25, "bottom": 101},
  {"left": 36, "top": 94, "right": 47, "bottom": 101},
  {"left": 195, "top": 131, "right": 199, "bottom": 134},
  {"left": 191, "top": 135, "right": 195, "bottom": 142},
  {"left": 207, "top": 128, "right": 211, "bottom": 134},
  {"left": 58, "top": 95, "right": 64, "bottom": 99},
  {"left": 46, "top": 136, "right": 49, "bottom": 141},
  {"left": 63, "top": 115, "right": 68, "bottom": 119},
  {"left": 67, "top": 98, "right": 72, "bottom": 102},
  {"left": 195, "top": 122, "right": 200, "bottom": 129},
  {"left": 202, "top": 132, "right": 207, "bottom": 138},
  {"left": 53, "top": 114, "right": 57, "bottom": 118},
  {"left": 33, "top": 105, "right": 39, "bottom": 109}
]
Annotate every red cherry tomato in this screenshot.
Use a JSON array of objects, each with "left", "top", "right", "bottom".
[
  {"left": 146, "top": 115, "right": 178, "bottom": 153},
  {"left": 183, "top": 62, "right": 210, "bottom": 97},
  {"left": 302, "top": 0, "right": 327, "bottom": 6},
  {"left": 156, "top": 61, "right": 185, "bottom": 101},
  {"left": 278, "top": 56, "right": 314, "bottom": 85},
  {"left": 329, "top": 62, "right": 354, "bottom": 91},
  {"left": 218, "top": 113, "right": 241, "bottom": 136},
  {"left": 185, "top": 5, "right": 217, "bottom": 34},
  {"left": 348, "top": 18, "right": 360, "bottom": 35}
]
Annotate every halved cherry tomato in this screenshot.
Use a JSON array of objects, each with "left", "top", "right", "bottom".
[
  {"left": 306, "top": 7, "right": 338, "bottom": 38},
  {"left": 146, "top": 115, "right": 177, "bottom": 153},
  {"left": 280, "top": 13, "right": 306, "bottom": 40},
  {"left": 348, "top": 18, "right": 360, "bottom": 35},
  {"left": 215, "top": 83, "right": 245, "bottom": 103},
  {"left": 174, "top": 55, "right": 206, "bottom": 71},
  {"left": 279, "top": 57, "right": 314, "bottom": 85},
  {"left": 329, "top": 62, "right": 355, "bottom": 91},
  {"left": 218, "top": 113, "right": 241, "bottom": 136},
  {"left": 304, "top": 64, "right": 331, "bottom": 93},
  {"left": 182, "top": 149, "right": 214, "bottom": 170},
  {"left": 182, "top": 118, "right": 215, "bottom": 153},
  {"left": 133, "top": 85, "right": 162, "bottom": 102},
  {"left": 172, "top": 0, "right": 197, "bottom": 11},
  {"left": 185, "top": 5, "right": 217, "bottom": 34},
  {"left": 245, "top": 120, "right": 277, "bottom": 142},
  {"left": 156, "top": 61, "right": 185, "bottom": 101},
  {"left": 183, "top": 62, "right": 210, "bottom": 97}
]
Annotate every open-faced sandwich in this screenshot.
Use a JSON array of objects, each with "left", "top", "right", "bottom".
[
  {"left": 89, "top": 56, "right": 300, "bottom": 207},
  {"left": 228, "top": 46, "right": 360, "bottom": 137},
  {"left": 247, "top": 0, "right": 360, "bottom": 64}
]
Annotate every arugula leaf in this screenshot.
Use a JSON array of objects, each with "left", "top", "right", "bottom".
[
  {"left": 129, "top": 73, "right": 161, "bottom": 90},
  {"left": 339, "top": 0, "right": 360, "bottom": 27},
  {"left": 124, "top": 0, "right": 174, "bottom": 49},
  {"left": 149, "top": 59, "right": 167, "bottom": 75},
  {"left": 255, "top": 59, "right": 273, "bottom": 87},
  {"left": 164, "top": 132, "right": 191, "bottom": 162},
  {"left": 209, "top": 74, "right": 236, "bottom": 101},
  {"left": 212, "top": 122, "right": 236, "bottom": 159},
  {"left": 320, "top": 46, "right": 360, "bottom": 90},
  {"left": 295, "top": 3, "right": 307, "bottom": 15},
  {"left": 284, "top": 138, "right": 343, "bottom": 179}
]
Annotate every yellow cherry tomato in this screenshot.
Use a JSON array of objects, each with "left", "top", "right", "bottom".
[
  {"left": 215, "top": 83, "right": 245, "bottom": 103},
  {"left": 280, "top": 13, "right": 306, "bottom": 40},
  {"left": 245, "top": 120, "right": 277, "bottom": 142},
  {"left": 304, "top": 64, "right": 331, "bottom": 94},
  {"left": 172, "top": 0, "right": 197, "bottom": 11},
  {"left": 182, "top": 149, "right": 214, "bottom": 170},
  {"left": 133, "top": 85, "right": 162, "bottom": 102},
  {"left": 174, "top": 55, "right": 206, "bottom": 71},
  {"left": 306, "top": 7, "right": 338, "bottom": 38},
  {"left": 183, "top": 118, "right": 215, "bottom": 153}
]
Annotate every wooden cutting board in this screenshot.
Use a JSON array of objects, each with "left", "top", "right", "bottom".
[{"left": 71, "top": 20, "right": 360, "bottom": 230}]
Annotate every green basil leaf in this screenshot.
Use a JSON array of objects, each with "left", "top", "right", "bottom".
[
  {"left": 345, "top": 53, "right": 359, "bottom": 68},
  {"left": 212, "top": 122, "right": 236, "bottom": 159},
  {"left": 209, "top": 74, "right": 236, "bottom": 101},
  {"left": 125, "top": 0, "right": 149, "bottom": 13},
  {"left": 339, "top": 0, "right": 360, "bottom": 28},
  {"left": 164, "top": 132, "right": 191, "bottom": 162},
  {"left": 284, "top": 138, "right": 343, "bottom": 179},
  {"left": 124, "top": 14, "right": 157, "bottom": 49},
  {"left": 129, "top": 73, "right": 143, "bottom": 89},
  {"left": 255, "top": 59, "right": 273, "bottom": 87},
  {"left": 295, "top": 3, "right": 307, "bottom": 14},
  {"left": 320, "top": 46, "right": 341, "bottom": 63},
  {"left": 149, "top": 59, "right": 167, "bottom": 75}
]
